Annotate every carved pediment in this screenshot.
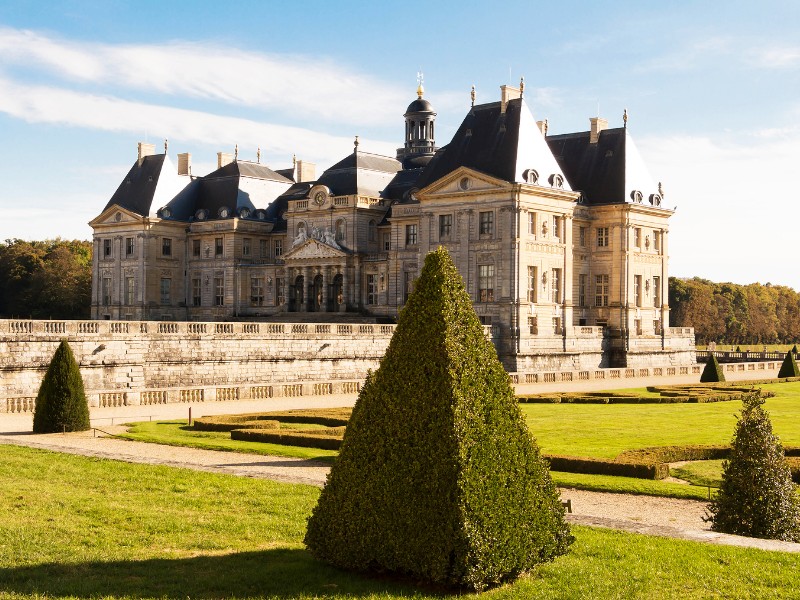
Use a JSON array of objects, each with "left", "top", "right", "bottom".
[
  {"left": 418, "top": 167, "right": 510, "bottom": 199},
  {"left": 284, "top": 238, "right": 348, "bottom": 260},
  {"left": 89, "top": 205, "right": 143, "bottom": 227}
]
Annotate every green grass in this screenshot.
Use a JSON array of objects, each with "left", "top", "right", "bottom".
[
  {"left": 672, "top": 460, "right": 725, "bottom": 488},
  {"left": 521, "top": 381, "right": 800, "bottom": 459},
  {"left": 2, "top": 443, "right": 800, "bottom": 599},
  {"left": 119, "top": 420, "right": 338, "bottom": 462}
]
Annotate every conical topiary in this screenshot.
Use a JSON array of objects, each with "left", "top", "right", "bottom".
[
  {"left": 778, "top": 351, "right": 800, "bottom": 378},
  {"left": 304, "top": 247, "right": 572, "bottom": 591},
  {"left": 700, "top": 354, "right": 725, "bottom": 382},
  {"left": 706, "top": 391, "right": 800, "bottom": 541},
  {"left": 33, "top": 339, "right": 90, "bottom": 433},
  {"left": 791, "top": 344, "right": 798, "bottom": 355}
]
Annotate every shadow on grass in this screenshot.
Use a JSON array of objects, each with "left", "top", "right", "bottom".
[{"left": 0, "top": 547, "right": 447, "bottom": 599}]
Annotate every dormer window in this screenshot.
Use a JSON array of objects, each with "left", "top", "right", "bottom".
[
  {"left": 523, "top": 168, "right": 539, "bottom": 184},
  {"left": 630, "top": 190, "right": 643, "bottom": 203},
  {"left": 548, "top": 173, "right": 564, "bottom": 188},
  {"left": 649, "top": 194, "right": 662, "bottom": 206}
]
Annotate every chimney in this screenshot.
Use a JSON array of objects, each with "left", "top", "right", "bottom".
[
  {"left": 590, "top": 117, "right": 608, "bottom": 144},
  {"left": 137, "top": 142, "right": 155, "bottom": 165},
  {"left": 217, "top": 152, "right": 234, "bottom": 169},
  {"left": 536, "top": 119, "right": 549, "bottom": 136},
  {"left": 500, "top": 84, "right": 521, "bottom": 114},
  {"left": 177, "top": 152, "right": 191, "bottom": 176},
  {"left": 295, "top": 160, "right": 316, "bottom": 183}
]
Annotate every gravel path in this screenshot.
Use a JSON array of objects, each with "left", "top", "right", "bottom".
[{"left": 1, "top": 427, "right": 798, "bottom": 554}]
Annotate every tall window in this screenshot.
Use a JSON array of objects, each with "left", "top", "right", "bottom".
[
  {"left": 528, "top": 212, "right": 536, "bottom": 235},
  {"left": 634, "top": 275, "right": 642, "bottom": 307},
  {"left": 439, "top": 214, "right": 452, "bottom": 239},
  {"left": 366, "top": 274, "right": 378, "bottom": 305},
  {"left": 215, "top": 237, "right": 223, "bottom": 257},
  {"left": 527, "top": 266, "right": 537, "bottom": 302},
  {"left": 553, "top": 216, "right": 561, "bottom": 240},
  {"left": 553, "top": 317, "right": 562, "bottom": 335},
  {"left": 250, "top": 277, "right": 264, "bottom": 306},
  {"left": 595, "top": 274, "right": 609, "bottom": 307},
  {"left": 192, "top": 239, "right": 201, "bottom": 257},
  {"left": 125, "top": 237, "right": 135, "bottom": 257},
  {"left": 654, "top": 230, "right": 661, "bottom": 252},
  {"left": 528, "top": 316, "right": 538, "bottom": 335},
  {"left": 653, "top": 276, "right": 661, "bottom": 308},
  {"left": 551, "top": 268, "right": 562, "bottom": 303},
  {"left": 597, "top": 227, "right": 609, "bottom": 247},
  {"left": 160, "top": 277, "right": 171, "bottom": 305},
  {"left": 192, "top": 278, "right": 202, "bottom": 306},
  {"left": 383, "top": 233, "right": 391, "bottom": 251},
  {"left": 259, "top": 239, "right": 268, "bottom": 258},
  {"left": 634, "top": 228, "right": 642, "bottom": 248},
  {"left": 162, "top": 238, "right": 172, "bottom": 256},
  {"left": 478, "top": 264, "right": 494, "bottom": 302},
  {"left": 275, "top": 278, "right": 285, "bottom": 306},
  {"left": 214, "top": 277, "right": 224, "bottom": 306},
  {"left": 578, "top": 226, "right": 586, "bottom": 247},
  {"left": 479, "top": 211, "right": 494, "bottom": 235},
  {"left": 403, "top": 271, "right": 415, "bottom": 304},
  {"left": 103, "top": 239, "right": 112, "bottom": 258},
  {"left": 578, "top": 274, "right": 587, "bottom": 307},
  {"left": 102, "top": 277, "right": 111, "bottom": 304},
  {"left": 274, "top": 239, "right": 283, "bottom": 257},
  {"left": 125, "top": 277, "right": 135, "bottom": 305},
  {"left": 405, "top": 224, "right": 417, "bottom": 246},
  {"left": 242, "top": 238, "right": 251, "bottom": 256},
  {"left": 368, "top": 220, "right": 377, "bottom": 242},
  {"left": 335, "top": 219, "right": 346, "bottom": 242}
]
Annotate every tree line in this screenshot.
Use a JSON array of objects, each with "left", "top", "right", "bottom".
[
  {"left": 0, "top": 239, "right": 92, "bottom": 320},
  {"left": 669, "top": 277, "right": 800, "bottom": 345}
]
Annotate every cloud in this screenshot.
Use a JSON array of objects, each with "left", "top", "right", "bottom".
[
  {"left": 0, "top": 26, "right": 406, "bottom": 126},
  {"left": 0, "top": 77, "right": 397, "bottom": 166},
  {"left": 748, "top": 46, "right": 800, "bottom": 69}
]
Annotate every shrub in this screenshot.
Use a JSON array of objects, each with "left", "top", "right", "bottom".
[
  {"left": 231, "top": 429, "right": 342, "bottom": 450},
  {"left": 193, "top": 418, "right": 280, "bottom": 432},
  {"left": 706, "top": 392, "right": 800, "bottom": 541},
  {"left": 305, "top": 247, "right": 572, "bottom": 591},
  {"left": 777, "top": 351, "right": 800, "bottom": 378},
  {"left": 700, "top": 354, "right": 725, "bottom": 383},
  {"left": 544, "top": 455, "right": 668, "bottom": 480},
  {"left": 32, "top": 339, "right": 90, "bottom": 433}
]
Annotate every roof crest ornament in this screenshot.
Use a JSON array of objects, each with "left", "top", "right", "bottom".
[
  {"left": 354, "top": 135, "right": 359, "bottom": 153},
  {"left": 416, "top": 70, "right": 424, "bottom": 98},
  {"left": 519, "top": 76, "right": 524, "bottom": 98},
  {"left": 471, "top": 84, "right": 476, "bottom": 107},
  {"left": 234, "top": 144, "right": 239, "bottom": 161},
  {"left": 623, "top": 108, "right": 628, "bottom": 129},
  {"left": 164, "top": 139, "right": 168, "bottom": 154},
  {"left": 257, "top": 147, "right": 261, "bottom": 164}
]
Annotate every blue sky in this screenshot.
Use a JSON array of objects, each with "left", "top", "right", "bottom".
[{"left": 1, "top": 1, "right": 799, "bottom": 289}]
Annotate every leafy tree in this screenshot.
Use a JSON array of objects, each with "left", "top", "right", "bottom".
[
  {"left": 33, "top": 340, "right": 91, "bottom": 433},
  {"left": 777, "top": 351, "right": 800, "bottom": 378},
  {"left": 700, "top": 354, "right": 725, "bottom": 382},
  {"left": 304, "top": 247, "right": 572, "bottom": 591},
  {"left": 706, "top": 392, "right": 800, "bottom": 541}
]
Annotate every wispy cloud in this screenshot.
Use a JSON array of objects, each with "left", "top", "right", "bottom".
[
  {"left": 632, "top": 36, "right": 734, "bottom": 73},
  {"left": 748, "top": 46, "right": 800, "bottom": 69},
  {"left": 0, "top": 26, "right": 406, "bottom": 126},
  {"left": 0, "top": 77, "right": 397, "bottom": 165}
]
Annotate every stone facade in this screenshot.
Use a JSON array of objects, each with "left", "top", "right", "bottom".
[{"left": 89, "top": 84, "right": 695, "bottom": 369}]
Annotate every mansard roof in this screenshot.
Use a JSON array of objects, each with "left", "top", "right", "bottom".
[
  {"left": 414, "top": 97, "right": 570, "bottom": 191},
  {"left": 316, "top": 151, "right": 402, "bottom": 197},
  {"left": 103, "top": 154, "right": 187, "bottom": 218},
  {"left": 547, "top": 128, "right": 662, "bottom": 206}
]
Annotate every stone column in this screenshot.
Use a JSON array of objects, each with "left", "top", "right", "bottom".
[
  {"left": 303, "top": 266, "right": 311, "bottom": 312},
  {"left": 563, "top": 214, "right": 573, "bottom": 337}
]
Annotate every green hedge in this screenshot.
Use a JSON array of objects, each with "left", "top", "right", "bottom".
[
  {"left": 544, "top": 455, "right": 669, "bottom": 480},
  {"left": 617, "top": 445, "right": 731, "bottom": 464},
  {"left": 193, "top": 418, "right": 280, "bottom": 432},
  {"left": 231, "top": 428, "right": 343, "bottom": 450}
]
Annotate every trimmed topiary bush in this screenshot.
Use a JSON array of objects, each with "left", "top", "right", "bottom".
[
  {"left": 304, "top": 247, "right": 572, "bottom": 591},
  {"left": 778, "top": 351, "right": 800, "bottom": 378},
  {"left": 705, "top": 392, "right": 800, "bottom": 541},
  {"left": 700, "top": 354, "right": 725, "bottom": 382},
  {"left": 32, "top": 339, "right": 90, "bottom": 433}
]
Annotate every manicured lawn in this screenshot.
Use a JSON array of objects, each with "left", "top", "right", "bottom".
[
  {"left": 672, "top": 460, "right": 725, "bottom": 488},
  {"left": 119, "top": 420, "right": 338, "bottom": 462},
  {"left": 520, "top": 381, "right": 800, "bottom": 459},
  {"left": 1, "top": 444, "right": 799, "bottom": 599}
]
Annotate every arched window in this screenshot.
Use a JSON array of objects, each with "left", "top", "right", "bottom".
[
  {"left": 335, "top": 219, "right": 346, "bottom": 242},
  {"left": 368, "top": 219, "right": 377, "bottom": 242}
]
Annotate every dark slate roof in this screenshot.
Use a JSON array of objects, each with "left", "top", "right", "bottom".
[
  {"left": 546, "top": 129, "right": 625, "bottom": 204},
  {"left": 315, "top": 151, "right": 401, "bottom": 197},
  {"left": 103, "top": 154, "right": 166, "bottom": 216},
  {"left": 405, "top": 98, "right": 435, "bottom": 114},
  {"left": 275, "top": 167, "right": 296, "bottom": 181},
  {"left": 383, "top": 167, "right": 424, "bottom": 202},
  {"left": 206, "top": 160, "right": 293, "bottom": 183}
]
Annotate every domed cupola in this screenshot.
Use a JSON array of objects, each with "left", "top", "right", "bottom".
[{"left": 396, "top": 74, "right": 438, "bottom": 167}]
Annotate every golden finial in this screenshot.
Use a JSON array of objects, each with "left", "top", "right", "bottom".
[
  {"left": 234, "top": 143, "right": 239, "bottom": 160},
  {"left": 471, "top": 84, "right": 476, "bottom": 107},
  {"left": 164, "top": 138, "right": 168, "bottom": 154},
  {"left": 519, "top": 76, "right": 524, "bottom": 98},
  {"left": 623, "top": 108, "right": 628, "bottom": 128},
  {"left": 416, "top": 70, "right": 424, "bottom": 98},
  {"left": 257, "top": 146, "right": 261, "bottom": 164},
  {"left": 354, "top": 135, "right": 359, "bottom": 152}
]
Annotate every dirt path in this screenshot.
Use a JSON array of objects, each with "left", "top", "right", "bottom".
[{"left": 1, "top": 428, "right": 798, "bottom": 554}]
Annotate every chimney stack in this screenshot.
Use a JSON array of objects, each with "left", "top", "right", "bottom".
[
  {"left": 590, "top": 117, "right": 608, "bottom": 144},
  {"left": 536, "top": 119, "right": 549, "bottom": 136},
  {"left": 137, "top": 142, "right": 155, "bottom": 165},
  {"left": 217, "top": 152, "right": 234, "bottom": 169},
  {"left": 177, "top": 152, "right": 192, "bottom": 176},
  {"left": 295, "top": 160, "right": 316, "bottom": 183},
  {"left": 500, "top": 84, "right": 521, "bottom": 114}
]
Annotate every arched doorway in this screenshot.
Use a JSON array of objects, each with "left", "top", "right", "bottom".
[
  {"left": 331, "top": 274, "right": 343, "bottom": 311},
  {"left": 312, "top": 275, "right": 324, "bottom": 312},
  {"left": 289, "top": 275, "right": 304, "bottom": 312}
]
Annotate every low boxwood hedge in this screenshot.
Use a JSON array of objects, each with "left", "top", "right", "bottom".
[
  {"left": 193, "top": 417, "right": 280, "bottom": 432},
  {"left": 231, "top": 428, "right": 343, "bottom": 450},
  {"left": 543, "top": 454, "right": 669, "bottom": 480}
]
